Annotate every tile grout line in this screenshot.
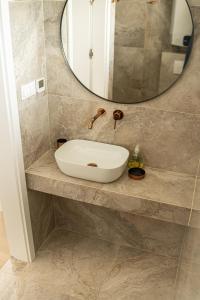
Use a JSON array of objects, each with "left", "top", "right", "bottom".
[
  {"left": 173, "top": 158, "right": 200, "bottom": 299},
  {"left": 188, "top": 158, "right": 200, "bottom": 225},
  {"left": 47, "top": 92, "right": 200, "bottom": 118},
  {"left": 172, "top": 226, "right": 188, "bottom": 300},
  {"left": 41, "top": 0, "right": 52, "bottom": 152}
]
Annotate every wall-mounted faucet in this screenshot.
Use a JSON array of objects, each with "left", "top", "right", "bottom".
[{"left": 88, "top": 108, "right": 106, "bottom": 129}]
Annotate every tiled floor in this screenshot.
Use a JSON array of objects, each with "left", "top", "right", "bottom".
[
  {"left": 0, "top": 229, "right": 178, "bottom": 300},
  {"left": 175, "top": 261, "right": 200, "bottom": 300},
  {"left": 0, "top": 212, "right": 9, "bottom": 269}
]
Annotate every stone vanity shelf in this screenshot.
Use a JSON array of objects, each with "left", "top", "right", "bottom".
[{"left": 26, "top": 150, "right": 196, "bottom": 226}]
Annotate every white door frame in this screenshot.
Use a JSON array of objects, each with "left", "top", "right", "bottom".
[{"left": 0, "top": 0, "right": 35, "bottom": 262}]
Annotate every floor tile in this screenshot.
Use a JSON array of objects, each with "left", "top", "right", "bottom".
[{"left": 0, "top": 229, "right": 178, "bottom": 300}]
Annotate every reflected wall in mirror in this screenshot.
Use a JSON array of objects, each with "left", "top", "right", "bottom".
[{"left": 61, "top": 0, "right": 193, "bottom": 104}]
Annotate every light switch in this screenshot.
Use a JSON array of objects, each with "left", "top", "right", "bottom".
[
  {"left": 21, "top": 81, "right": 36, "bottom": 100},
  {"left": 36, "top": 77, "right": 45, "bottom": 93},
  {"left": 173, "top": 60, "right": 184, "bottom": 75}
]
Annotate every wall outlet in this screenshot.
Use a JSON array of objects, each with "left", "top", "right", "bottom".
[{"left": 21, "top": 81, "right": 36, "bottom": 100}]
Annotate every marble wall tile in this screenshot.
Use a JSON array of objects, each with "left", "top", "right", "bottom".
[
  {"left": 113, "top": 0, "right": 174, "bottom": 102},
  {"left": 19, "top": 94, "right": 50, "bottom": 168},
  {"left": 27, "top": 190, "right": 55, "bottom": 252},
  {"left": 174, "top": 226, "right": 200, "bottom": 298},
  {"left": 159, "top": 52, "right": 186, "bottom": 94},
  {"left": 53, "top": 196, "right": 185, "bottom": 258},
  {"left": 115, "top": 0, "right": 145, "bottom": 48},
  {"left": 48, "top": 95, "right": 200, "bottom": 175},
  {"left": 113, "top": 47, "right": 144, "bottom": 102},
  {"left": 142, "top": 47, "right": 161, "bottom": 98},
  {"left": 94, "top": 190, "right": 190, "bottom": 226},
  {"left": 180, "top": 227, "right": 200, "bottom": 265},
  {"left": 9, "top": 1, "right": 46, "bottom": 105},
  {"left": 43, "top": 1, "right": 74, "bottom": 99},
  {"left": 145, "top": 0, "right": 173, "bottom": 51},
  {"left": 9, "top": 0, "right": 51, "bottom": 168}
]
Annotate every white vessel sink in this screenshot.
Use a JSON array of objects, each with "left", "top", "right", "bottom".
[{"left": 55, "top": 140, "right": 129, "bottom": 183}]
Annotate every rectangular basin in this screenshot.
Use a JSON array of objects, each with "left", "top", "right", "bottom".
[{"left": 55, "top": 140, "right": 129, "bottom": 183}]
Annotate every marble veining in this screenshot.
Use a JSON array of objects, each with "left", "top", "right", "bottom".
[
  {"left": 27, "top": 190, "right": 55, "bottom": 251},
  {"left": 26, "top": 150, "right": 194, "bottom": 225},
  {"left": 9, "top": 1, "right": 50, "bottom": 169},
  {"left": 0, "top": 229, "right": 178, "bottom": 300},
  {"left": 54, "top": 197, "right": 185, "bottom": 258},
  {"left": 175, "top": 261, "right": 200, "bottom": 300}
]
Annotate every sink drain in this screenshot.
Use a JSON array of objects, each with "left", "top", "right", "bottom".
[{"left": 87, "top": 163, "right": 98, "bottom": 167}]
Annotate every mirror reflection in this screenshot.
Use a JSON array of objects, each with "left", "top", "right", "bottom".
[{"left": 61, "top": 0, "right": 193, "bottom": 104}]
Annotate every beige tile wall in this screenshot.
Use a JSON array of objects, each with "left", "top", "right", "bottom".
[
  {"left": 53, "top": 196, "right": 185, "bottom": 258},
  {"left": 9, "top": 0, "right": 54, "bottom": 252},
  {"left": 9, "top": 0, "right": 50, "bottom": 168}
]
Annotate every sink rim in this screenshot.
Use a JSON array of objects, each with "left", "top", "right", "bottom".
[{"left": 55, "top": 139, "right": 129, "bottom": 171}]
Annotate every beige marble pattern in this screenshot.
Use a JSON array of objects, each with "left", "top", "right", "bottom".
[
  {"left": 0, "top": 212, "right": 10, "bottom": 269},
  {"left": 180, "top": 226, "right": 200, "bottom": 265},
  {"left": 9, "top": 0, "right": 51, "bottom": 169},
  {"left": 0, "top": 229, "right": 178, "bottom": 300},
  {"left": 19, "top": 94, "right": 50, "bottom": 168},
  {"left": 113, "top": 47, "right": 145, "bottom": 102},
  {"left": 174, "top": 225, "right": 200, "bottom": 299},
  {"left": 115, "top": 0, "right": 145, "bottom": 48},
  {"left": 175, "top": 247, "right": 200, "bottom": 300},
  {"left": 27, "top": 190, "right": 55, "bottom": 251},
  {"left": 175, "top": 261, "right": 200, "bottom": 300},
  {"left": 113, "top": 0, "right": 175, "bottom": 102},
  {"left": 54, "top": 197, "right": 185, "bottom": 258},
  {"left": 159, "top": 52, "right": 186, "bottom": 94},
  {"left": 25, "top": 151, "right": 194, "bottom": 225}
]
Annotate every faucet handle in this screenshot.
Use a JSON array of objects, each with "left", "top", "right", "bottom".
[{"left": 113, "top": 110, "right": 124, "bottom": 129}]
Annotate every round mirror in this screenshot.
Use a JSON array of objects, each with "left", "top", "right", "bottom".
[{"left": 61, "top": 0, "right": 194, "bottom": 104}]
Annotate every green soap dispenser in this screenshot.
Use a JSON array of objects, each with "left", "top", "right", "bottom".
[{"left": 128, "top": 144, "right": 144, "bottom": 169}]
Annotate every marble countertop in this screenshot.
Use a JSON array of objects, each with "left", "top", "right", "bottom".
[{"left": 26, "top": 150, "right": 196, "bottom": 226}]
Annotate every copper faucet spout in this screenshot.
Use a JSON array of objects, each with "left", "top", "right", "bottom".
[{"left": 88, "top": 108, "right": 106, "bottom": 129}]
